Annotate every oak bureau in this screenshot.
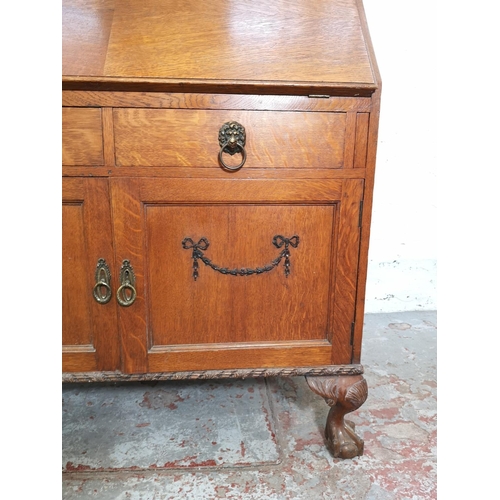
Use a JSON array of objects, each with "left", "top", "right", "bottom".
[{"left": 62, "top": 0, "right": 381, "bottom": 459}]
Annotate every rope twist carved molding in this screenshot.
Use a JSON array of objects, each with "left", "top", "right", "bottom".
[
  {"left": 182, "top": 235, "right": 299, "bottom": 280},
  {"left": 62, "top": 365, "right": 364, "bottom": 383}
]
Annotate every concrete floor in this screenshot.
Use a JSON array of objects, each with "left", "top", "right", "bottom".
[{"left": 62, "top": 311, "right": 437, "bottom": 499}]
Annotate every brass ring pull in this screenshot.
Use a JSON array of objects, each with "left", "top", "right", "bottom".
[
  {"left": 116, "top": 259, "right": 137, "bottom": 307},
  {"left": 93, "top": 258, "right": 112, "bottom": 304},
  {"left": 218, "top": 141, "right": 247, "bottom": 171},
  {"left": 93, "top": 281, "right": 112, "bottom": 304},
  {"left": 218, "top": 121, "right": 247, "bottom": 171},
  {"left": 116, "top": 283, "right": 137, "bottom": 307}
]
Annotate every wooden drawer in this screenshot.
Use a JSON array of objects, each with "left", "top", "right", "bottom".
[
  {"left": 113, "top": 109, "right": 348, "bottom": 169},
  {"left": 62, "top": 108, "right": 104, "bottom": 166}
]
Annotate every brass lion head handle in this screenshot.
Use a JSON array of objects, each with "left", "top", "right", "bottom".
[{"left": 218, "top": 121, "right": 247, "bottom": 171}]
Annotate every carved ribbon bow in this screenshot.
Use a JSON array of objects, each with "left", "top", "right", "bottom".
[
  {"left": 272, "top": 235, "right": 300, "bottom": 277},
  {"left": 181, "top": 238, "right": 210, "bottom": 280},
  {"left": 272, "top": 235, "right": 300, "bottom": 249},
  {"left": 182, "top": 237, "right": 210, "bottom": 252}
]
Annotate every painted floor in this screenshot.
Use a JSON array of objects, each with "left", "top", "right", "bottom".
[{"left": 62, "top": 311, "right": 437, "bottom": 499}]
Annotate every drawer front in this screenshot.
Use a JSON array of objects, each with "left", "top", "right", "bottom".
[
  {"left": 63, "top": 108, "right": 103, "bottom": 165},
  {"left": 113, "top": 109, "right": 347, "bottom": 169}
]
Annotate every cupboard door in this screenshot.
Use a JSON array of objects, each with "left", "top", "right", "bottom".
[
  {"left": 62, "top": 178, "right": 120, "bottom": 372},
  {"left": 111, "top": 178, "right": 363, "bottom": 373}
]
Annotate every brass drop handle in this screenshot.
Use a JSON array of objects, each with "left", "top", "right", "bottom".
[
  {"left": 218, "top": 121, "right": 247, "bottom": 171},
  {"left": 93, "top": 258, "right": 112, "bottom": 304},
  {"left": 116, "top": 259, "right": 137, "bottom": 307}
]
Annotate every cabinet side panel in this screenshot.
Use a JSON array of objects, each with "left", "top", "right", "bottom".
[
  {"left": 331, "top": 178, "right": 364, "bottom": 364},
  {"left": 353, "top": 90, "right": 381, "bottom": 363}
]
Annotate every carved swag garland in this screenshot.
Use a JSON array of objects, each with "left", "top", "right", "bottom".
[{"left": 182, "top": 235, "right": 300, "bottom": 280}]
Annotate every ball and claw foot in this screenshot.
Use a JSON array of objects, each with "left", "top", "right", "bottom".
[{"left": 306, "top": 374, "right": 368, "bottom": 459}]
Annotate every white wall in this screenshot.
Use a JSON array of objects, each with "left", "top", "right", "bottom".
[{"left": 362, "top": 0, "right": 437, "bottom": 313}]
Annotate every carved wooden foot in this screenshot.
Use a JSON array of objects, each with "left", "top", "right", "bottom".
[{"left": 306, "top": 374, "right": 368, "bottom": 459}]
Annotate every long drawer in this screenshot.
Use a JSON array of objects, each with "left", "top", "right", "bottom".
[{"left": 113, "top": 108, "right": 348, "bottom": 169}]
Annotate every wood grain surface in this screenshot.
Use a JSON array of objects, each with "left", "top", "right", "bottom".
[
  {"left": 62, "top": 92, "right": 373, "bottom": 113},
  {"left": 108, "top": 177, "right": 363, "bottom": 372},
  {"left": 113, "top": 108, "right": 347, "bottom": 169},
  {"left": 62, "top": 178, "right": 120, "bottom": 372},
  {"left": 146, "top": 204, "right": 335, "bottom": 346},
  {"left": 62, "top": 0, "right": 377, "bottom": 96},
  {"left": 61, "top": 0, "right": 382, "bottom": 376},
  {"left": 62, "top": 108, "right": 103, "bottom": 165},
  {"left": 331, "top": 179, "right": 363, "bottom": 363}
]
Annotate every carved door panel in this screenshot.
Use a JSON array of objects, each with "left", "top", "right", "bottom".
[
  {"left": 111, "top": 178, "right": 364, "bottom": 373},
  {"left": 62, "top": 178, "right": 120, "bottom": 372}
]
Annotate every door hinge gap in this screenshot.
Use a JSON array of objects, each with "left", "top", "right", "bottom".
[
  {"left": 350, "top": 322, "right": 355, "bottom": 346},
  {"left": 358, "top": 201, "right": 364, "bottom": 227}
]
